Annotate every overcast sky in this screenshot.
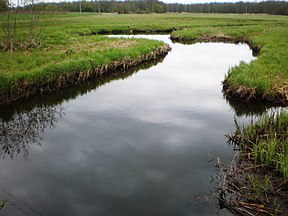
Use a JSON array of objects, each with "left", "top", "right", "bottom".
[{"left": 162, "top": 0, "right": 251, "bottom": 3}]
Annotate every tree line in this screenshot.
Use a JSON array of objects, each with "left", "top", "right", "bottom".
[
  {"left": 1, "top": 0, "right": 288, "bottom": 15},
  {"left": 165, "top": 1, "right": 288, "bottom": 15}
]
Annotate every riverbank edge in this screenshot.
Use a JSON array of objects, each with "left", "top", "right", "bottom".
[
  {"left": 217, "top": 154, "right": 288, "bottom": 215},
  {"left": 170, "top": 35, "right": 260, "bottom": 56},
  {"left": 219, "top": 112, "right": 288, "bottom": 215},
  {"left": 171, "top": 34, "right": 288, "bottom": 214},
  {"left": 0, "top": 44, "right": 171, "bottom": 105},
  {"left": 171, "top": 34, "right": 288, "bottom": 106},
  {"left": 222, "top": 79, "right": 288, "bottom": 105}
]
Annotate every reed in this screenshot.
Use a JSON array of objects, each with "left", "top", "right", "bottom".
[{"left": 228, "top": 110, "right": 288, "bottom": 180}]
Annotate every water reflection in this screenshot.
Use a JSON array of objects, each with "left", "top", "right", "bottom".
[
  {"left": 224, "top": 97, "right": 280, "bottom": 117},
  {"left": 0, "top": 36, "right": 263, "bottom": 216},
  {"left": 0, "top": 57, "right": 166, "bottom": 122},
  {"left": 0, "top": 56, "right": 166, "bottom": 162},
  {"left": 0, "top": 105, "right": 64, "bottom": 160},
  {"left": 171, "top": 39, "right": 260, "bottom": 57}
]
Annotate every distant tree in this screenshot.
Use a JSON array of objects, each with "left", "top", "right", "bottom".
[
  {"left": 26, "top": 0, "right": 288, "bottom": 16},
  {"left": 0, "top": 105, "right": 63, "bottom": 160},
  {"left": 0, "top": 0, "right": 8, "bottom": 12},
  {"left": 154, "top": 4, "right": 164, "bottom": 13},
  {"left": 0, "top": 0, "right": 56, "bottom": 51}
]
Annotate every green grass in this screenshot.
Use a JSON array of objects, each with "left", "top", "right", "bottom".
[
  {"left": 170, "top": 16, "right": 288, "bottom": 101},
  {"left": 231, "top": 111, "right": 288, "bottom": 180},
  {"left": 1, "top": 13, "right": 288, "bottom": 102},
  {"left": 0, "top": 36, "right": 164, "bottom": 95},
  {"left": 224, "top": 110, "right": 288, "bottom": 213},
  {"left": 225, "top": 27, "right": 288, "bottom": 97}
]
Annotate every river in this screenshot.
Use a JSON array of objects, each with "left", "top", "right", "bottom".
[{"left": 0, "top": 35, "right": 257, "bottom": 216}]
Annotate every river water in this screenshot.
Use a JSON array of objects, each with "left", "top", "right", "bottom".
[{"left": 0, "top": 35, "right": 257, "bottom": 216}]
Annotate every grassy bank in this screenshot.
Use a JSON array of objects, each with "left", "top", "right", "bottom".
[
  {"left": 222, "top": 111, "right": 288, "bottom": 215},
  {"left": 1, "top": 13, "right": 288, "bottom": 104},
  {"left": 0, "top": 53, "right": 166, "bottom": 121},
  {"left": 170, "top": 18, "right": 288, "bottom": 104},
  {"left": 0, "top": 35, "right": 170, "bottom": 104},
  {"left": 229, "top": 111, "right": 288, "bottom": 180}
]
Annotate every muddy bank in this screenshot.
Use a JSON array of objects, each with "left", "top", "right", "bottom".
[
  {"left": 219, "top": 112, "right": 288, "bottom": 215},
  {"left": 81, "top": 28, "right": 178, "bottom": 36},
  {"left": 222, "top": 79, "right": 288, "bottom": 106},
  {"left": 0, "top": 44, "right": 171, "bottom": 105},
  {"left": 217, "top": 155, "right": 288, "bottom": 216}
]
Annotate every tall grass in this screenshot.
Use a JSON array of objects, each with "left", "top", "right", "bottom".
[{"left": 230, "top": 110, "right": 288, "bottom": 180}]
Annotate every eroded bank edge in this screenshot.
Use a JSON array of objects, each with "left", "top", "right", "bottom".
[
  {"left": 0, "top": 44, "right": 171, "bottom": 105},
  {"left": 171, "top": 34, "right": 288, "bottom": 105}
]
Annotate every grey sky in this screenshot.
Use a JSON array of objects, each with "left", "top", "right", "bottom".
[{"left": 162, "top": 0, "right": 250, "bottom": 3}]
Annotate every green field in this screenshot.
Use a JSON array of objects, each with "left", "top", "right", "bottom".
[
  {"left": 0, "top": 13, "right": 288, "bottom": 102},
  {"left": 1, "top": 13, "right": 288, "bottom": 103}
]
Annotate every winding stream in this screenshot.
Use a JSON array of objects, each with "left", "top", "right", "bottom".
[{"left": 0, "top": 35, "right": 258, "bottom": 216}]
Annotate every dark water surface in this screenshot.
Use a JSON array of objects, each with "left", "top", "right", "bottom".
[{"left": 0, "top": 35, "right": 256, "bottom": 216}]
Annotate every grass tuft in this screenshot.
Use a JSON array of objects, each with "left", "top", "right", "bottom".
[{"left": 228, "top": 110, "right": 288, "bottom": 180}]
